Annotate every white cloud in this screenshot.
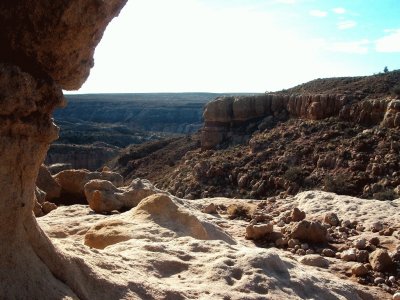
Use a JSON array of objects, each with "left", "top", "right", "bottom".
[
  {"left": 375, "top": 29, "right": 400, "bottom": 53},
  {"left": 337, "top": 20, "right": 357, "bottom": 30},
  {"left": 309, "top": 10, "right": 328, "bottom": 17},
  {"left": 329, "top": 39, "right": 370, "bottom": 54},
  {"left": 332, "top": 7, "right": 346, "bottom": 14},
  {"left": 275, "top": 0, "right": 296, "bottom": 4}
]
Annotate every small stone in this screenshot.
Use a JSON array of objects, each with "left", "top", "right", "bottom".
[
  {"left": 41, "top": 201, "right": 57, "bottom": 214},
  {"left": 306, "top": 249, "right": 315, "bottom": 255},
  {"left": 202, "top": 203, "right": 217, "bottom": 214},
  {"left": 356, "top": 250, "right": 369, "bottom": 263},
  {"left": 370, "top": 249, "right": 394, "bottom": 272},
  {"left": 342, "top": 220, "right": 351, "bottom": 228},
  {"left": 393, "top": 292, "right": 400, "bottom": 300},
  {"left": 335, "top": 252, "right": 341, "bottom": 259},
  {"left": 371, "top": 221, "right": 383, "bottom": 232},
  {"left": 389, "top": 276, "right": 396, "bottom": 283},
  {"left": 277, "top": 220, "right": 285, "bottom": 227},
  {"left": 324, "top": 212, "right": 340, "bottom": 226},
  {"left": 294, "top": 245, "right": 300, "bottom": 250},
  {"left": 341, "top": 248, "right": 357, "bottom": 261},
  {"left": 299, "top": 255, "right": 330, "bottom": 268},
  {"left": 245, "top": 223, "right": 274, "bottom": 240},
  {"left": 288, "top": 239, "right": 300, "bottom": 248},
  {"left": 369, "top": 237, "right": 380, "bottom": 246},
  {"left": 356, "top": 225, "right": 365, "bottom": 232},
  {"left": 301, "top": 243, "right": 309, "bottom": 250},
  {"left": 351, "top": 263, "right": 369, "bottom": 277},
  {"left": 275, "top": 237, "right": 288, "bottom": 248},
  {"left": 290, "top": 207, "right": 306, "bottom": 222},
  {"left": 354, "top": 238, "right": 367, "bottom": 250},
  {"left": 322, "top": 248, "right": 335, "bottom": 257},
  {"left": 374, "top": 277, "right": 385, "bottom": 285},
  {"left": 296, "top": 249, "right": 306, "bottom": 256}
]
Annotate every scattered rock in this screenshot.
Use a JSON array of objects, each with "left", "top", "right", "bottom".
[
  {"left": 371, "top": 221, "right": 384, "bottom": 232},
  {"left": 393, "top": 293, "right": 400, "bottom": 300},
  {"left": 351, "top": 263, "right": 369, "bottom": 277},
  {"left": 290, "top": 207, "right": 306, "bottom": 222},
  {"left": 322, "top": 248, "right": 335, "bottom": 257},
  {"left": 369, "top": 237, "right": 380, "bottom": 246},
  {"left": 36, "top": 164, "right": 61, "bottom": 201},
  {"left": 289, "top": 220, "right": 327, "bottom": 244},
  {"left": 299, "top": 255, "right": 330, "bottom": 268},
  {"left": 353, "top": 238, "right": 367, "bottom": 250},
  {"left": 324, "top": 212, "right": 340, "bottom": 226},
  {"left": 369, "top": 249, "right": 394, "bottom": 272},
  {"left": 341, "top": 249, "right": 357, "bottom": 262},
  {"left": 202, "top": 203, "right": 217, "bottom": 214},
  {"left": 41, "top": 202, "right": 57, "bottom": 214},
  {"left": 246, "top": 223, "right": 273, "bottom": 240}
]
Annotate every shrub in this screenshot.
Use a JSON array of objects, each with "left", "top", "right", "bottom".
[
  {"left": 284, "top": 166, "right": 304, "bottom": 183},
  {"left": 373, "top": 189, "right": 396, "bottom": 201},
  {"left": 323, "top": 174, "right": 354, "bottom": 195}
]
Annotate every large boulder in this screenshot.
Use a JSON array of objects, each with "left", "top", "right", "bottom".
[
  {"left": 54, "top": 169, "right": 123, "bottom": 204},
  {"left": 84, "top": 178, "right": 162, "bottom": 213},
  {"left": 36, "top": 164, "right": 61, "bottom": 201},
  {"left": 288, "top": 220, "right": 327, "bottom": 244},
  {"left": 369, "top": 249, "right": 394, "bottom": 272}
]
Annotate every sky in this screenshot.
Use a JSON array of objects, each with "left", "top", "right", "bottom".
[{"left": 72, "top": 0, "right": 400, "bottom": 93}]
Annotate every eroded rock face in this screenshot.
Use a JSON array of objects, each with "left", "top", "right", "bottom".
[
  {"left": 0, "top": 0, "right": 127, "bottom": 298},
  {"left": 0, "top": 0, "right": 127, "bottom": 90},
  {"left": 201, "top": 94, "right": 396, "bottom": 149},
  {"left": 54, "top": 169, "right": 123, "bottom": 204},
  {"left": 84, "top": 178, "right": 162, "bottom": 213}
]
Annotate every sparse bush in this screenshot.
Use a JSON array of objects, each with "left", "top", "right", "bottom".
[
  {"left": 226, "top": 204, "right": 253, "bottom": 220},
  {"left": 373, "top": 189, "right": 396, "bottom": 201},
  {"left": 284, "top": 166, "right": 304, "bottom": 183},
  {"left": 323, "top": 174, "right": 354, "bottom": 195}
]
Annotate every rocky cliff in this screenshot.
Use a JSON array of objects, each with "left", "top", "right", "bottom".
[
  {"left": 202, "top": 93, "right": 399, "bottom": 149},
  {"left": 0, "top": 0, "right": 127, "bottom": 299}
]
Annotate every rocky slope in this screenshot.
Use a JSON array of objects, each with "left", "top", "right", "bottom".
[
  {"left": 111, "top": 71, "right": 400, "bottom": 201},
  {"left": 37, "top": 188, "right": 399, "bottom": 299}
]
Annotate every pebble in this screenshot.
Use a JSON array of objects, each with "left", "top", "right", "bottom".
[
  {"left": 393, "top": 292, "right": 400, "bottom": 300},
  {"left": 296, "top": 249, "right": 306, "bottom": 256},
  {"left": 306, "top": 249, "right": 315, "bottom": 255},
  {"left": 288, "top": 239, "right": 300, "bottom": 248},
  {"left": 371, "top": 221, "right": 383, "bottom": 232},
  {"left": 374, "top": 277, "right": 385, "bottom": 285},
  {"left": 354, "top": 238, "right": 367, "bottom": 250},
  {"left": 341, "top": 249, "right": 357, "bottom": 261},
  {"left": 322, "top": 248, "right": 335, "bottom": 257},
  {"left": 389, "top": 276, "right": 396, "bottom": 283},
  {"left": 351, "top": 263, "right": 369, "bottom": 276},
  {"left": 369, "top": 237, "right": 380, "bottom": 246},
  {"left": 301, "top": 243, "right": 309, "bottom": 250},
  {"left": 356, "top": 250, "right": 369, "bottom": 263}
]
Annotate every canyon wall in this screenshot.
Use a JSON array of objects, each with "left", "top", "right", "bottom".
[
  {"left": 201, "top": 94, "right": 400, "bottom": 149},
  {"left": 0, "top": 0, "right": 127, "bottom": 298}
]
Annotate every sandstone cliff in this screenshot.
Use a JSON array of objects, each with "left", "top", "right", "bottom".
[
  {"left": 0, "top": 1, "right": 127, "bottom": 299},
  {"left": 202, "top": 91, "right": 400, "bottom": 149}
]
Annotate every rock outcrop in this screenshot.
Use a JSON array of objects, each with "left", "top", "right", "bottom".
[
  {"left": 0, "top": 0, "right": 127, "bottom": 299},
  {"left": 201, "top": 94, "right": 399, "bottom": 149},
  {"left": 84, "top": 178, "right": 162, "bottom": 213},
  {"left": 54, "top": 169, "right": 123, "bottom": 204},
  {"left": 36, "top": 164, "right": 62, "bottom": 201}
]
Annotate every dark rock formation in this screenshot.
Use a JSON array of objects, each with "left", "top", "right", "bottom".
[
  {"left": 0, "top": 0, "right": 127, "bottom": 298},
  {"left": 46, "top": 143, "right": 120, "bottom": 170}
]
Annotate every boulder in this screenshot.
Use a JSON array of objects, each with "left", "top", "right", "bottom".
[
  {"left": 290, "top": 207, "right": 306, "bottom": 222},
  {"left": 245, "top": 223, "right": 274, "bottom": 240},
  {"left": 84, "top": 178, "right": 161, "bottom": 213},
  {"left": 54, "top": 169, "right": 123, "bottom": 203},
  {"left": 369, "top": 249, "right": 394, "bottom": 272},
  {"left": 288, "top": 220, "right": 327, "bottom": 244},
  {"left": 36, "top": 164, "right": 61, "bottom": 201},
  {"left": 324, "top": 212, "right": 340, "bottom": 226},
  {"left": 299, "top": 255, "right": 330, "bottom": 268}
]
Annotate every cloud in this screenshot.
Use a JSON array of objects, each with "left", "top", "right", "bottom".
[
  {"left": 375, "top": 29, "right": 400, "bottom": 53},
  {"left": 329, "top": 39, "right": 370, "bottom": 54},
  {"left": 309, "top": 10, "right": 327, "bottom": 17},
  {"left": 275, "top": 0, "right": 296, "bottom": 4},
  {"left": 332, "top": 7, "right": 346, "bottom": 14},
  {"left": 337, "top": 20, "right": 357, "bottom": 30}
]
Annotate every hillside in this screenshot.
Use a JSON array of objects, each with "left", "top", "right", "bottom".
[{"left": 110, "top": 71, "right": 400, "bottom": 200}]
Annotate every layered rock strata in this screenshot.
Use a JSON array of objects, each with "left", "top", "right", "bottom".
[
  {"left": 0, "top": 0, "right": 127, "bottom": 298},
  {"left": 201, "top": 94, "right": 400, "bottom": 149}
]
